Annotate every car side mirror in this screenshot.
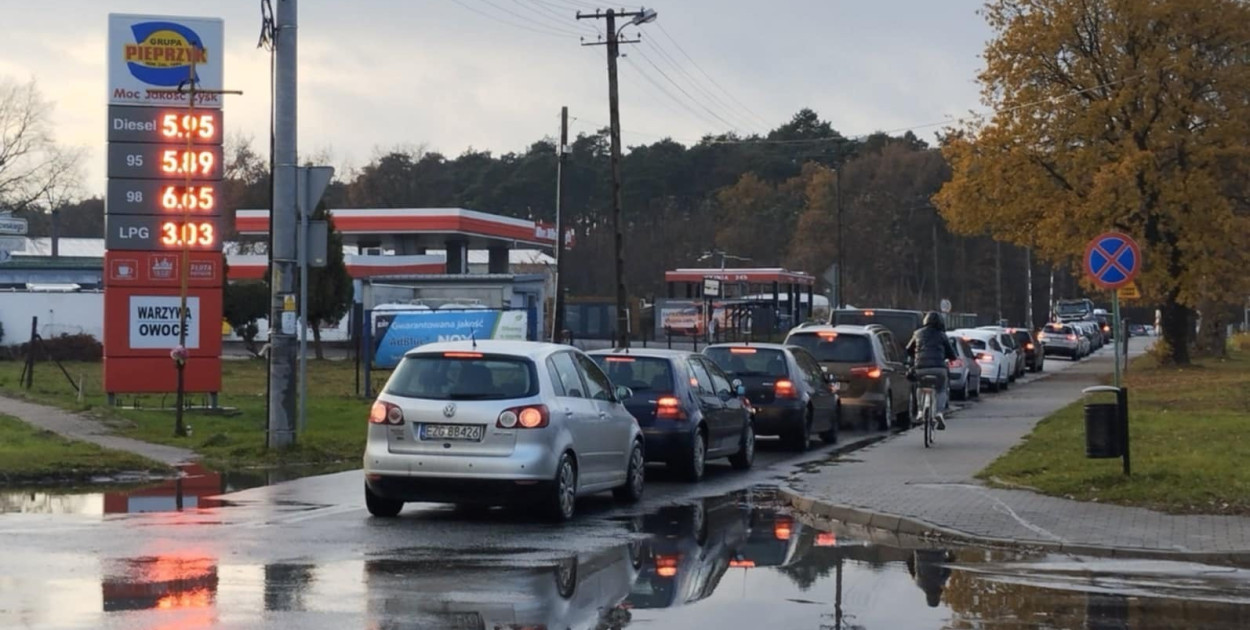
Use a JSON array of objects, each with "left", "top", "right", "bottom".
[
  {"left": 614, "top": 385, "right": 633, "bottom": 402},
  {"left": 731, "top": 379, "right": 745, "bottom": 396},
  {"left": 718, "top": 389, "right": 733, "bottom": 401}
]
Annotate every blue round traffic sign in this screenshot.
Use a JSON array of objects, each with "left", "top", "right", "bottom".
[{"left": 1084, "top": 232, "right": 1141, "bottom": 289}]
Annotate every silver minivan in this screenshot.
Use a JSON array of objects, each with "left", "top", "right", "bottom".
[{"left": 363, "top": 340, "right": 645, "bottom": 521}]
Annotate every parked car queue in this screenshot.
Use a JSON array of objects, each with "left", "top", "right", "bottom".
[{"left": 360, "top": 315, "right": 1112, "bottom": 522}]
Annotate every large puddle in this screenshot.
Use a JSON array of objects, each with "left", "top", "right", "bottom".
[
  {"left": 6, "top": 488, "right": 1248, "bottom": 629},
  {"left": 0, "top": 463, "right": 342, "bottom": 515}
]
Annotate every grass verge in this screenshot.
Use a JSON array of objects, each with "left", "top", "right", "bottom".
[
  {"left": 0, "top": 413, "right": 167, "bottom": 483},
  {"left": 980, "top": 346, "right": 1250, "bottom": 515},
  {"left": 0, "top": 359, "right": 373, "bottom": 471}
]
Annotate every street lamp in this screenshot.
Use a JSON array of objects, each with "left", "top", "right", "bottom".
[
  {"left": 629, "top": 8, "right": 658, "bottom": 27},
  {"left": 699, "top": 249, "right": 751, "bottom": 270}
]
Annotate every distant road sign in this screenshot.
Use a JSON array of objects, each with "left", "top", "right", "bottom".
[
  {"left": 0, "top": 216, "right": 28, "bottom": 235},
  {"left": 1085, "top": 232, "right": 1141, "bottom": 290},
  {"left": 940, "top": 298, "right": 952, "bottom": 313},
  {"left": 703, "top": 277, "right": 722, "bottom": 298},
  {"left": 1117, "top": 282, "right": 1141, "bottom": 300}
]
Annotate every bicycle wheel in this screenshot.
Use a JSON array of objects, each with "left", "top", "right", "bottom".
[{"left": 923, "top": 391, "right": 934, "bottom": 448}]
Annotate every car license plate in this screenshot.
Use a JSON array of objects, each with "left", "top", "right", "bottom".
[{"left": 420, "top": 423, "right": 484, "bottom": 442}]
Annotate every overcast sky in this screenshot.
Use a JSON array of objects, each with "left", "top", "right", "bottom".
[{"left": 0, "top": 0, "right": 991, "bottom": 197}]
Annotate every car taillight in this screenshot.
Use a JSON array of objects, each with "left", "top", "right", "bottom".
[
  {"left": 948, "top": 359, "right": 964, "bottom": 369},
  {"left": 369, "top": 401, "right": 404, "bottom": 425},
  {"left": 1025, "top": 342, "right": 1035, "bottom": 350},
  {"left": 1037, "top": 332, "right": 1047, "bottom": 340},
  {"left": 774, "top": 379, "right": 797, "bottom": 398},
  {"left": 816, "top": 532, "right": 837, "bottom": 547},
  {"left": 729, "top": 559, "right": 756, "bottom": 568},
  {"left": 655, "top": 554, "right": 680, "bottom": 578},
  {"left": 1067, "top": 334, "right": 1077, "bottom": 341},
  {"left": 656, "top": 395, "right": 686, "bottom": 420},
  {"left": 850, "top": 366, "right": 882, "bottom": 379},
  {"left": 497, "top": 405, "right": 549, "bottom": 429},
  {"left": 976, "top": 353, "right": 993, "bottom": 363},
  {"left": 774, "top": 516, "right": 794, "bottom": 541}
]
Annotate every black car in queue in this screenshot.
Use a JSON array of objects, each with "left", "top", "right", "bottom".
[
  {"left": 1009, "top": 328, "right": 1045, "bottom": 372},
  {"left": 702, "top": 343, "right": 839, "bottom": 452},
  {"left": 589, "top": 349, "right": 755, "bottom": 482}
]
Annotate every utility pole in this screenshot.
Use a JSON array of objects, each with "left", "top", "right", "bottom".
[
  {"left": 579, "top": 7, "right": 656, "bottom": 349},
  {"left": 1025, "top": 247, "right": 1034, "bottom": 330},
  {"left": 932, "top": 222, "right": 940, "bottom": 309},
  {"left": 835, "top": 169, "right": 844, "bottom": 308},
  {"left": 268, "top": 0, "right": 298, "bottom": 449},
  {"left": 551, "top": 106, "right": 570, "bottom": 342},
  {"left": 995, "top": 240, "right": 1003, "bottom": 323}
]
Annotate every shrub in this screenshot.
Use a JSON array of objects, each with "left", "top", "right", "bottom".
[{"left": 5, "top": 333, "right": 104, "bottom": 362}]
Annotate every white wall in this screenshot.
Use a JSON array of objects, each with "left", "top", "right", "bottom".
[{"left": 0, "top": 291, "right": 104, "bottom": 344}]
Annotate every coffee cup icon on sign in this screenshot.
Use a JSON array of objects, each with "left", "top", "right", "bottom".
[{"left": 118, "top": 265, "right": 134, "bottom": 278}]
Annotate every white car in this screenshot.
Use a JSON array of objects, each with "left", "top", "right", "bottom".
[
  {"left": 978, "top": 326, "right": 1026, "bottom": 380},
  {"left": 952, "top": 329, "right": 1011, "bottom": 392}
]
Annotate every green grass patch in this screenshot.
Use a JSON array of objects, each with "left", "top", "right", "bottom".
[
  {"left": 980, "top": 349, "right": 1250, "bottom": 515},
  {"left": 0, "top": 359, "right": 374, "bottom": 471},
  {"left": 0, "top": 413, "right": 167, "bottom": 483}
]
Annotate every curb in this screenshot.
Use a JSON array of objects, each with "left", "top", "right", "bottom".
[{"left": 777, "top": 485, "right": 1250, "bottom": 566}]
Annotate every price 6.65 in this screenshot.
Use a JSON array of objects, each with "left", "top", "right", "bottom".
[{"left": 160, "top": 221, "right": 215, "bottom": 247}]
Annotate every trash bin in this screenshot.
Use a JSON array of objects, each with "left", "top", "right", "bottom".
[{"left": 1084, "top": 401, "right": 1122, "bottom": 458}]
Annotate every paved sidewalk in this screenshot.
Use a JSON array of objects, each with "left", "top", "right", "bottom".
[
  {"left": 783, "top": 338, "right": 1250, "bottom": 560},
  {"left": 0, "top": 396, "right": 196, "bottom": 465}
]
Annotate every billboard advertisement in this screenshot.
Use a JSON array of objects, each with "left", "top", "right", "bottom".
[
  {"left": 371, "top": 309, "right": 529, "bottom": 369},
  {"left": 108, "top": 14, "right": 224, "bottom": 108}
]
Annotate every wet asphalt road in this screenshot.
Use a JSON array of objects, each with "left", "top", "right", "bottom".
[{"left": 4, "top": 350, "right": 1250, "bottom": 629}]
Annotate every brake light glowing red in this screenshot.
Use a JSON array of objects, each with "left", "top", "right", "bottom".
[
  {"left": 655, "top": 554, "right": 680, "bottom": 578},
  {"left": 1067, "top": 334, "right": 1078, "bottom": 341},
  {"left": 850, "top": 366, "right": 882, "bottom": 379},
  {"left": 774, "top": 517, "right": 794, "bottom": 540},
  {"left": 729, "top": 559, "right": 756, "bottom": 568},
  {"left": 948, "top": 359, "right": 964, "bottom": 369},
  {"left": 443, "top": 351, "right": 483, "bottom": 358},
  {"left": 656, "top": 395, "right": 686, "bottom": 420},
  {"left": 497, "top": 405, "right": 549, "bottom": 429},
  {"left": 816, "top": 532, "right": 837, "bottom": 547},
  {"left": 604, "top": 356, "right": 635, "bottom": 362},
  {"left": 370, "top": 401, "right": 404, "bottom": 425},
  {"left": 818, "top": 331, "right": 837, "bottom": 340},
  {"left": 1025, "top": 342, "right": 1035, "bottom": 350},
  {"left": 864, "top": 310, "right": 875, "bottom": 316},
  {"left": 976, "top": 353, "right": 993, "bottom": 363},
  {"left": 729, "top": 347, "right": 756, "bottom": 354},
  {"left": 774, "top": 379, "right": 797, "bottom": 398}
]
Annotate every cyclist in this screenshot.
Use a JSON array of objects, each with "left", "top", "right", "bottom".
[{"left": 905, "top": 311, "right": 958, "bottom": 430}]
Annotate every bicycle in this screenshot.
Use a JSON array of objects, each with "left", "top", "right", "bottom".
[{"left": 915, "top": 373, "right": 941, "bottom": 448}]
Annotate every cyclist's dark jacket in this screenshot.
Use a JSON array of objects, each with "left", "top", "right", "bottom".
[{"left": 906, "top": 322, "right": 958, "bottom": 370}]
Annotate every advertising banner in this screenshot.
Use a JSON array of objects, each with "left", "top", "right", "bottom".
[
  {"left": 108, "top": 14, "right": 224, "bottom": 108},
  {"left": 104, "top": 287, "right": 222, "bottom": 357},
  {"left": 371, "top": 309, "right": 529, "bottom": 369}
]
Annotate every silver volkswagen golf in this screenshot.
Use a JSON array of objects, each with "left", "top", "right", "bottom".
[{"left": 363, "top": 340, "right": 645, "bottom": 521}]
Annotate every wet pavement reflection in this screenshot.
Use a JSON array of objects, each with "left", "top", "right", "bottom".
[{"left": 3, "top": 486, "right": 1250, "bottom": 629}]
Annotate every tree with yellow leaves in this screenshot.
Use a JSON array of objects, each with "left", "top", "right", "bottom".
[{"left": 935, "top": 0, "right": 1250, "bottom": 364}]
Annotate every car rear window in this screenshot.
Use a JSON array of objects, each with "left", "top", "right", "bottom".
[
  {"left": 1045, "top": 324, "right": 1073, "bottom": 335},
  {"left": 786, "top": 332, "right": 873, "bottom": 363},
  {"left": 704, "top": 347, "right": 789, "bottom": 378},
  {"left": 965, "top": 338, "right": 988, "bottom": 351},
  {"left": 385, "top": 354, "right": 537, "bottom": 400},
  {"left": 592, "top": 356, "right": 675, "bottom": 394},
  {"left": 1011, "top": 331, "right": 1031, "bottom": 344}
]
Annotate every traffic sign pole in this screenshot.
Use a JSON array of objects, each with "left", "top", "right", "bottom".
[{"left": 1112, "top": 290, "right": 1122, "bottom": 389}]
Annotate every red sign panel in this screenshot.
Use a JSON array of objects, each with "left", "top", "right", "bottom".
[
  {"left": 104, "top": 286, "right": 223, "bottom": 358},
  {"left": 104, "top": 357, "right": 222, "bottom": 396},
  {"left": 106, "top": 250, "right": 223, "bottom": 288}
]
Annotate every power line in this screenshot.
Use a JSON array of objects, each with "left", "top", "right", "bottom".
[
  {"left": 655, "top": 22, "right": 771, "bottom": 130},
  {"left": 623, "top": 55, "right": 726, "bottom": 131},
  {"left": 515, "top": 0, "right": 601, "bottom": 36},
  {"left": 448, "top": 0, "right": 578, "bottom": 38},
  {"left": 642, "top": 39, "right": 763, "bottom": 135},
  {"left": 477, "top": 0, "right": 587, "bottom": 36},
  {"left": 630, "top": 47, "right": 744, "bottom": 134}
]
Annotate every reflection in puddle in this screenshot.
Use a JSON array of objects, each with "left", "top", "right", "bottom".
[{"left": 0, "top": 463, "right": 340, "bottom": 515}]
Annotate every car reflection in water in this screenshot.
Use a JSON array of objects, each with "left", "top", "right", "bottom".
[
  {"left": 363, "top": 544, "right": 640, "bottom": 630},
  {"left": 626, "top": 495, "right": 753, "bottom": 609},
  {"left": 102, "top": 554, "right": 218, "bottom": 613}
]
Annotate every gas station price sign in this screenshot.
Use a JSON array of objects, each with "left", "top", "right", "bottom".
[
  {"left": 107, "top": 144, "right": 222, "bottom": 180},
  {"left": 105, "top": 214, "right": 224, "bottom": 252},
  {"left": 107, "top": 180, "right": 219, "bottom": 215},
  {"left": 107, "top": 105, "right": 223, "bottom": 144}
]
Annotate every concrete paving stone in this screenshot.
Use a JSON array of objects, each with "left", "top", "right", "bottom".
[{"left": 785, "top": 338, "right": 1250, "bottom": 556}]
